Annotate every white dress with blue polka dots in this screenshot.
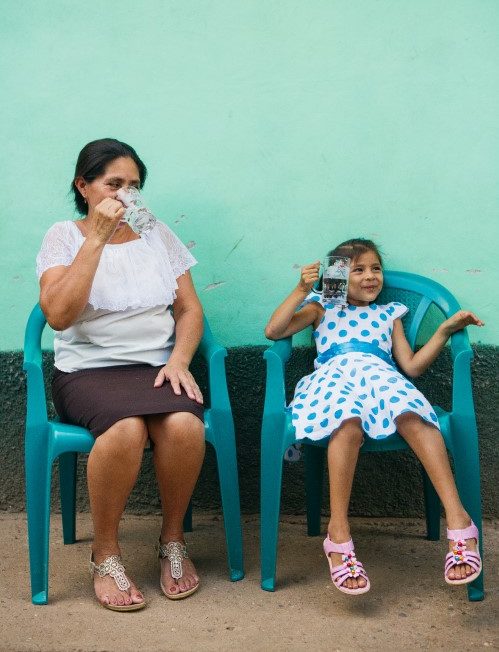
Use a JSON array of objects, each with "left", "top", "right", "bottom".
[{"left": 289, "top": 292, "right": 440, "bottom": 442}]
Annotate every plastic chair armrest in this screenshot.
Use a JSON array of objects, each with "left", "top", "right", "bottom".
[
  {"left": 451, "top": 347, "right": 475, "bottom": 417},
  {"left": 23, "top": 361, "right": 48, "bottom": 428},
  {"left": 198, "top": 317, "right": 232, "bottom": 413},
  {"left": 449, "top": 329, "right": 473, "bottom": 362},
  {"left": 262, "top": 337, "right": 292, "bottom": 416}
]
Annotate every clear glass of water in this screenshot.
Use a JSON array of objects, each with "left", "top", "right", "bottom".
[
  {"left": 322, "top": 255, "right": 350, "bottom": 304},
  {"left": 116, "top": 187, "right": 157, "bottom": 234}
]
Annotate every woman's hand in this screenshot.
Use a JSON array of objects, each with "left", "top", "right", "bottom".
[
  {"left": 440, "top": 310, "right": 484, "bottom": 337},
  {"left": 87, "top": 198, "right": 126, "bottom": 244},
  {"left": 298, "top": 261, "right": 321, "bottom": 293},
  {"left": 154, "top": 361, "right": 204, "bottom": 404}
]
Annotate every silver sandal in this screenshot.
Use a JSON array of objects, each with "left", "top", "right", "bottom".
[
  {"left": 89, "top": 554, "right": 146, "bottom": 611},
  {"left": 158, "top": 541, "right": 200, "bottom": 600}
]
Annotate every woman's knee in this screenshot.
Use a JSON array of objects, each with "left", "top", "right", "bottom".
[
  {"left": 149, "top": 411, "right": 205, "bottom": 443},
  {"left": 96, "top": 416, "right": 149, "bottom": 452}
]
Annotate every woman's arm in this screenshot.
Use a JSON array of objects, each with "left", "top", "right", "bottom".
[
  {"left": 264, "top": 262, "right": 322, "bottom": 340},
  {"left": 39, "top": 199, "right": 125, "bottom": 330},
  {"left": 153, "top": 271, "right": 204, "bottom": 403},
  {"left": 391, "top": 310, "right": 484, "bottom": 378}
]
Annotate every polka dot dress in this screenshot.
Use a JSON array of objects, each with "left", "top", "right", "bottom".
[{"left": 289, "top": 292, "right": 440, "bottom": 442}]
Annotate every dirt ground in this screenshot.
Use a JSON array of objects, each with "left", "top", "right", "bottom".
[{"left": 1, "top": 513, "right": 497, "bottom": 651}]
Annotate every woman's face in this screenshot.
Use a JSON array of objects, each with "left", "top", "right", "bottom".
[
  {"left": 75, "top": 156, "right": 141, "bottom": 212},
  {"left": 347, "top": 250, "right": 383, "bottom": 306}
]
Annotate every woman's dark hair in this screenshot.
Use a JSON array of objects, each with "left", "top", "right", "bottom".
[
  {"left": 318, "top": 238, "right": 383, "bottom": 290},
  {"left": 71, "top": 138, "right": 147, "bottom": 215}
]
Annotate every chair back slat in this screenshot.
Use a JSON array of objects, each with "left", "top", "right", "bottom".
[{"left": 406, "top": 296, "right": 432, "bottom": 350}]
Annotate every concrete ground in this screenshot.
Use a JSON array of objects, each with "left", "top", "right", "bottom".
[{"left": 1, "top": 513, "right": 497, "bottom": 652}]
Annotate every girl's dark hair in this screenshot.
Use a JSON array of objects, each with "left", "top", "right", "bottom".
[
  {"left": 329, "top": 238, "right": 383, "bottom": 265},
  {"left": 71, "top": 138, "right": 147, "bottom": 215},
  {"left": 318, "top": 238, "right": 383, "bottom": 290}
]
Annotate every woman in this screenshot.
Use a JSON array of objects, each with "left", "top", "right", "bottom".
[{"left": 36, "top": 138, "right": 205, "bottom": 611}]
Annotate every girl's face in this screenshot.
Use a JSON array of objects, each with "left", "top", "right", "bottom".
[
  {"left": 75, "top": 156, "right": 141, "bottom": 213},
  {"left": 347, "top": 250, "right": 383, "bottom": 306}
]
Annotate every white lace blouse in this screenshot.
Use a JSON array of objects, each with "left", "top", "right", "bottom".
[{"left": 36, "top": 220, "right": 197, "bottom": 372}]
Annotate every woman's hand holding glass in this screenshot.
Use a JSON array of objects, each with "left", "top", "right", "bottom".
[
  {"left": 153, "top": 360, "right": 204, "bottom": 404},
  {"left": 88, "top": 197, "right": 126, "bottom": 244},
  {"left": 298, "top": 261, "right": 320, "bottom": 293}
]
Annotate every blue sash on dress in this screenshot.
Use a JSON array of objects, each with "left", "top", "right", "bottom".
[{"left": 316, "top": 342, "right": 395, "bottom": 368}]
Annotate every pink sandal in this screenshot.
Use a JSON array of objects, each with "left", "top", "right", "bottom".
[
  {"left": 445, "top": 521, "right": 482, "bottom": 586},
  {"left": 323, "top": 535, "right": 370, "bottom": 595}
]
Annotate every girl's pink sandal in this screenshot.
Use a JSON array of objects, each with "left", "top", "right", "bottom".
[
  {"left": 323, "top": 535, "right": 370, "bottom": 595},
  {"left": 445, "top": 521, "right": 482, "bottom": 586}
]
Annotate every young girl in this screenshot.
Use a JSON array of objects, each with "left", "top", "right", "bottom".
[{"left": 265, "top": 238, "right": 483, "bottom": 595}]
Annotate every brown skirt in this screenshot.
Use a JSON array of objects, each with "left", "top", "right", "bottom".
[{"left": 52, "top": 364, "right": 204, "bottom": 437}]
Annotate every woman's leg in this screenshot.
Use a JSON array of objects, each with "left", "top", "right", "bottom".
[
  {"left": 147, "top": 412, "right": 205, "bottom": 597},
  {"left": 327, "top": 417, "right": 366, "bottom": 590},
  {"left": 87, "top": 416, "right": 148, "bottom": 607},
  {"left": 396, "top": 412, "right": 476, "bottom": 580}
]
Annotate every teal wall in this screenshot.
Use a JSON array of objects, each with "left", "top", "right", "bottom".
[{"left": 1, "top": 0, "right": 498, "bottom": 350}]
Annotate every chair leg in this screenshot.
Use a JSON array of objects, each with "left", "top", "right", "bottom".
[
  {"left": 59, "top": 453, "right": 78, "bottom": 545},
  {"left": 261, "top": 417, "right": 289, "bottom": 591},
  {"left": 421, "top": 466, "right": 440, "bottom": 541},
  {"left": 183, "top": 500, "right": 193, "bottom": 533},
  {"left": 304, "top": 445, "right": 325, "bottom": 536},
  {"left": 25, "top": 431, "right": 52, "bottom": 605},
  {"left": 450, "top": 416, "right": 484, "bottom": 601},
  {"left": 210, "top": 416, "right": 244, "bottom": 582}
]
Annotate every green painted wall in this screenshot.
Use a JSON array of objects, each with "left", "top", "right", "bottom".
[{"left": 1, "top": 0, "right": 498, "bottom": 350}]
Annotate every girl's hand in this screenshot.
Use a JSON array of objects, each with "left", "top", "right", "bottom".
[
  {"left": 87, "top": 198, "right": 126, "bottom": 244},
  {"left": 440, "top": 310, "right": 484, "bottom": 337},
  {"left": 298, "top": 261, "right": 321, "bottom": 293},
  {"left": 154, "top": 361, "right": 204, "bottom": 404}
]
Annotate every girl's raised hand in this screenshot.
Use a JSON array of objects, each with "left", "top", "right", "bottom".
[
  {"left": 440, "top": 310, "right": 484, "bottom": 336},
  {"left": 298, "top": 261, "right": 321, "bottom": 293}
]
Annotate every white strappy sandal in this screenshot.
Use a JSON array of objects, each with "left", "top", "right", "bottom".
[
  {"left": 158, "top": 541, "right": 200, "bottom": 600},
  {"left": 89, "top": 554, "right": 146, "bottom": 611}
]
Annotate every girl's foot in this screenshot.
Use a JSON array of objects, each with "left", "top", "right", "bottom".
[
  {"left": 324, "top": 524, "right": 369, "bottom": 594},
  {"left": 326, "top": 526, "right": 367, "bottom": 591},
  {"left": 91, "top": 550, "right": 145, "bottom": 611},
  {"left": 159, "top": 540, "right": 200, "bottom": 599},
  {"left": 445, "top": 517, "right": 481, "bottom": 584}
]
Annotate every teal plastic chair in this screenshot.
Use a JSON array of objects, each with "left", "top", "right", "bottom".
[
  {"left": 260, "top": 271, "right": 484, "bottom": 601},
  {"left": 24, "top": 303, "right": 244, "bottom": 605}
]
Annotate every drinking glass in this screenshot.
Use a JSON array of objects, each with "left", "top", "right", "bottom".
[
  {"left": 322, "top": 255, "right": 350, "bottom": 304},
  {"left": 116, "top": 187, "right": 157, "bottom": 234}
]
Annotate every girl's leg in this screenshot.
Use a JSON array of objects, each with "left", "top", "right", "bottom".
[
  {"left": 87, "top": 416, "right": 148, "bottom": 607},
  {"left": 327, "top": 417, "right": 366, "bottom": 590},
  {"left": 147, "top": 412, "right": 205, "bottom": 597},
  {"left": 396, "top": 412, "right": 476, "bottom": 580}
]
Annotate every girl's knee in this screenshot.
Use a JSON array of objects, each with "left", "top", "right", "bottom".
[
  {"left": 396, "top": 412, "right": 427, "bottom": 432},
  {"left": 332, "top": 418, "right": 364, "bottom": 445}
]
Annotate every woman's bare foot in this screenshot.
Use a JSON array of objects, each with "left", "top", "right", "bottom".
[
  {"left": 159, "top": 540, "right": 200, "bottom": 599},
  {"left": 91, "top": 550, "right": 145, "bottom": 610},
  {"left": 327, "top": 522, "right": 368, "bottom": 591}
]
